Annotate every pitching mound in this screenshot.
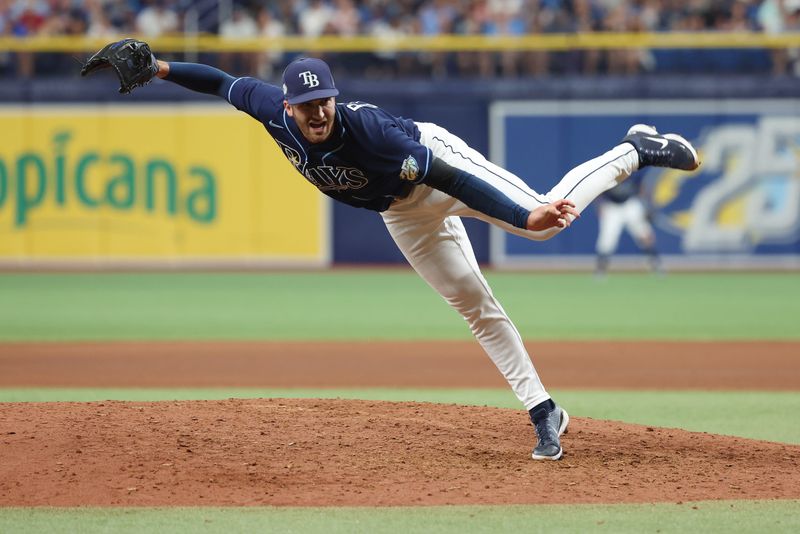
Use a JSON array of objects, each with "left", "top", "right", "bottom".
[{"left": 2, "top": 398, "right": 799, "bottom": 506}]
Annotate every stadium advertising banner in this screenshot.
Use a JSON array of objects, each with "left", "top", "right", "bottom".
[
  {"left": 489, "top": 100, "right": 800, "bottom": 269},
  {"left": 0, "top": 105, "right": 328, "bottom": 266}
]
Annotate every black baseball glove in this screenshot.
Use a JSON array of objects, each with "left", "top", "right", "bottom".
[{"left": 80, "top": 39, "right": 159, "bottom": 94}]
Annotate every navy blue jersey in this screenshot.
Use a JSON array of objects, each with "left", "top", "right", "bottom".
[
  {"left": 227, "top": 77, "right": 432, "bottom": 212},
  {"left": 602, "top": 173, "right": 643, "bottom": 204}
]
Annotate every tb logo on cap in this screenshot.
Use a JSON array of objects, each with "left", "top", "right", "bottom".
[{"left": 299, "top": 71, "right": 319, "bottom": 88}]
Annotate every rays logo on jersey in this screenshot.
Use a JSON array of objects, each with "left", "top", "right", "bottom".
[
  {"left": 277, "top": 141, "right": 304, "bottom": 171},
  {"left": 304, "top": 166, "right": 368, "bottom": 191},
  {"left": 399, "top": 155, "right": 419, "bottom": 182},
  {"left": 274, "top": 140, "right": 368, "bottom": 191},
  {"left": 646, "top": 117, "right": 800, "bottom": 253}
]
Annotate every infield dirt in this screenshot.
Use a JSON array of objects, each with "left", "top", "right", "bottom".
[{"left": 1, "top": 340, "right": 799, "bottom": 506}]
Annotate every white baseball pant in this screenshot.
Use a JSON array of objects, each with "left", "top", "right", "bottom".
[
  {"left": 381, "top": 122, "right": 639, "bottom": 410},
  {"left": 596, "top": 197, "right": 655, "bottom": 256}
]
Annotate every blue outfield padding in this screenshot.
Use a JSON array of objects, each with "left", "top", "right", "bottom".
[{"left": 490, "top": 99, "right": 800, "bottom": 267}]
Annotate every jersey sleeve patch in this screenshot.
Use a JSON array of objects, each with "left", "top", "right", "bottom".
[{"left": 399, "top": 155, "right": 420, "bottom": 182}]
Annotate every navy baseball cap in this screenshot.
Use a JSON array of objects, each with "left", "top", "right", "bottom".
[{"left": 282, "top": 58, "right": 339, "bottom": 105}]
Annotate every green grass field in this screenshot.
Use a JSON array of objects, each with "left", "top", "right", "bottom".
[
  {"left": 1, "top": 272, "right": 798, "bottom": 533},
  {"left": 1, "top": 272, "right": 798, "bottom": 341},
  {"left": 3, "top": 501, "right": 800, "bottom": 534}
]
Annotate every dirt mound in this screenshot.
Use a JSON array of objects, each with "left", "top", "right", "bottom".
[{"left": 1, "top": 398, "right": 798, "bottom": 506}]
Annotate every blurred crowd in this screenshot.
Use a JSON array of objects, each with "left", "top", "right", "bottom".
[{"left": 2, "top": 0, "right": 800, "bottom": 79}]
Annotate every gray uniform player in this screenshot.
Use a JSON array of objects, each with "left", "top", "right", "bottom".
[{"left": 82, "top": 42, "right": 700, "bottom": 460}]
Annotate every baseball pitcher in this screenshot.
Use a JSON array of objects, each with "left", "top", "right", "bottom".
[{"left": 81, "top": 39, "right": 700, "bottom": 460}]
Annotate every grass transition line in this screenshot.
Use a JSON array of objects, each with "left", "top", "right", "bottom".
[{"left": 1, "top": 501, "right": 799, "bottom": 534}]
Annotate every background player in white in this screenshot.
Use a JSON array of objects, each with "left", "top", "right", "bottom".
[
  {"left": 82, "top": 40, "right": 700, "bottom": 461},
  {"left": 595, "top": 174, "right": 662, "bottom": 275}
]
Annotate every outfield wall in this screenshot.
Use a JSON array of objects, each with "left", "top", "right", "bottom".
[
  {"left": 490, "top": 99, "right": 800, "bottom": 270},
  {"left": 0, "top": 104, "right": 328, "bottom": 268},
  {"left": 1, "top": 76, "right": 798, "bottom": 269}
]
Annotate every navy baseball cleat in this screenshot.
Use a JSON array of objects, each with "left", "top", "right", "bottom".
[
  {"left": 623, "top": 124, "right": 700, "bottom": 171},
  {"left": 530, "top": 403, "right": 569, "bottom": 461}
]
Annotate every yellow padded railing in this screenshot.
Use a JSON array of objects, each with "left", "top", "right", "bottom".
[{"left": 2, "top": 32, "right": 800, "bottom": 53}]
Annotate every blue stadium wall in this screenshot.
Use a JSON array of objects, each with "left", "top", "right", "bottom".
[{"left": 4, "top": 74, "right": 798, "bottom": 267}]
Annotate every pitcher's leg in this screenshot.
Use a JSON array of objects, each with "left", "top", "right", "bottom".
[
  {"left": 381, "top": 210, "right": 550, "bottom": 411},
  {"left": 545, "top": 122, "right": 700, "bottom": 215},
  {"left": 418, "top": 122, "right": 639, "bottom": 240},
  {"left": 545, "top": 144, "right": 639, "bottom": 216},
  {"left": 508, "top": 144, "right": 640, "bottom": 240}
]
